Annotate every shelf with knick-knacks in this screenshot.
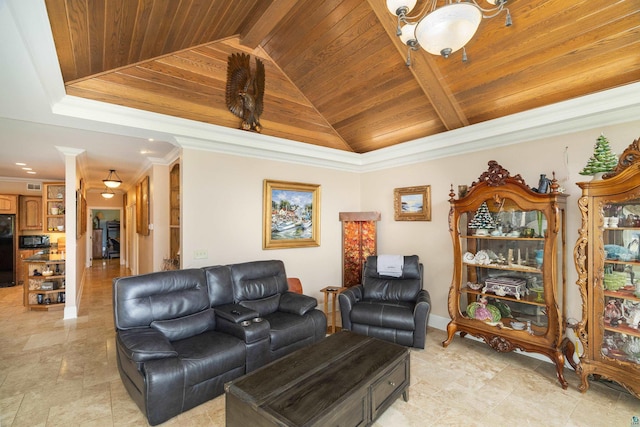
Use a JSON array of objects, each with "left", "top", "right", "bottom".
[
  {"left": 444, "top": 161, "right": 572, "bottom": 389},
  {"left": 574, "top": 136, "right": 640, "bottom": 399},
  {"left": 23, "top": 253, "right": 66, "bottom": 311},
  {"left": 43, "top": 182, "right": 65, "bottom": 232}
]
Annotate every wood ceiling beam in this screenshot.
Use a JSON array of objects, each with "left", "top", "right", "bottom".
[
  {"left": 366, "top": 0, "right": 468, "bottom": 130},
  {"left": 239, "top": 0, "right": 299, "bottom": 49}
]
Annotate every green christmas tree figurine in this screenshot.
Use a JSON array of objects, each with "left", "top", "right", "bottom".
[
  {"left": 579, "top": 134, "right": 618, "bottom": 176},
  {"left": 468, "top": 202, "right": 496, "bottom": 232}
]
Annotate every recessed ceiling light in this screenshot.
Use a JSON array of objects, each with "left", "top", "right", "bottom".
[
  {"left": 22, "top": 167, "right": 32, "bottom": 170},
  {"left": 148, "top": 138, "right": 154, "bottom": 142},
  {"left": 15, "top": 162, "right": 26, "bottom": 166},
  {"left": 27, "top": 171, "right": 37, "bottom": 174}
]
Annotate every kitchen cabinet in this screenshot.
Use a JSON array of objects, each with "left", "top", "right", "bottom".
[
  {"left": 444, "top": 161, "right": 571, "bottom": 388},
  {"left": 19, "top": 196, "right": 42, "bottom": 230},
  {"left": 0, "top": 194, "right": 17, "bottom": 214}
]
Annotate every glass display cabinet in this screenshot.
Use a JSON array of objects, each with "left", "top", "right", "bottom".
[
  {"left": 574, "top": 137, "right": 640, "bottom": 399},
  {"left": 444, "top": 161, "right": 572, "bottom": 389}
]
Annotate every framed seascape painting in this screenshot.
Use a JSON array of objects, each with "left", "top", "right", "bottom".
[
  {"left": 394, "top": 185, "right": 431, "bottom": 221},
  {"left": 263, "top": 180, "right": 320, "bottom": 249}
]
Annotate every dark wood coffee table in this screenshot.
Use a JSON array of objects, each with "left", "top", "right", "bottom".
[{"left": 225, "top": 331, "right": 410, "bottom": 427}]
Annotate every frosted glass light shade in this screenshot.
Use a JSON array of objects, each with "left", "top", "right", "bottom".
[
  {"left": 386, "top": 0, "right": 417, "bottom": 16},
  {"left": 415, "top": 3, "right": 482, "bottom": 57},
  {"left": 101, "top": 190, "right": 115, "bottom": 199},
  {"left": 102, "top": 169, "right": 122, "bottom": 188},
  {"left": 399, "top": 23, "right": 418, "bottom": 45}
]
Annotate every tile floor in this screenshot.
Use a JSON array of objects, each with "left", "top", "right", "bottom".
[{"left": 0, "top": 259, "right": 638, "bottom": 426}]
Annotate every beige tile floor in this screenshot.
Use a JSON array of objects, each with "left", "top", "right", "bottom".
[{"left": 1, "top": 259, "right": 638, "bottom": 426}]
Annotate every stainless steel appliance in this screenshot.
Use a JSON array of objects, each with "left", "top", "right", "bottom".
[
  {"left": 0, "top": 215, "right": 15, "bottom": 287},
  {"left": 19, "top": 234, "right": 50, "bottom": 249}
]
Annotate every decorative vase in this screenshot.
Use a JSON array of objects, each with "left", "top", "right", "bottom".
[
  {"left": 535, "top": 249, "right": 544, "bottom": 268},
  {"left": 537, "top": 174, "right": 550, "bottom": 193},
  {"left": 591, "top": 172, "right": 605, "bottom": 181}
]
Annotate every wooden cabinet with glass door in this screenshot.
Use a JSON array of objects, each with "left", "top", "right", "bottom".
[
  {"left": 444, "top": 161, "right": 572, "bottom": 388},
  {"left": 574, "top": 137, "right": 640, "bottom": 399},
  {"left": 43, "top": 182, "right": 65, "bottom": 232}
]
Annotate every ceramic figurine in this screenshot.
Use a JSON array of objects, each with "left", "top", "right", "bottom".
[
  {"left": 604, "top": 299, "right": 622, "bottom": 326},
  {"left": 623, "top": 300, "right": 640, "bottom": 329}
]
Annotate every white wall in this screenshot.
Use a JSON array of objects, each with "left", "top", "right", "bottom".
[
  {"left": 361, "top": 121, "right": 640, "bottom": 325},
  {"left": 181, "top": 149, "right": 361, "bottom": 302},
  {"left": 177, "top": 122, "right": 639, "bottom": 324}
]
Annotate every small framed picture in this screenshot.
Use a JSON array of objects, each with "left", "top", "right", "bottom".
[{"left": 394, "top": 185, "right": 431, "bottom": 221}]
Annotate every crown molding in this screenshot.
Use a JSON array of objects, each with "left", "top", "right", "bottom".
[{"left": 53, "top": 82, "right": 640, "bottom": 172}]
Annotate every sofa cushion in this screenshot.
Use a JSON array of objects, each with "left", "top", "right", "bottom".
[
  {"left": 239, "top": 294, "right": 281, "bottom": 317},
  {"left": 203, "top": 265, "right": 235, "bottom": 307},
  {"left": 230, "top": 260, "right": 288, "bottom": 301},
  {"left": 172, "top": 331, "right": 246, "bottom": 385},
  {"left": 350, "top": 301, "right": 416, "bottom": 331},
  {"left": 113, "top": 269, "right": 209, "bottom": 329},
  {"left": 362, "top": 256, "right": 422, "bottom": 302},
  {"left": 151, "top": 309, "right": 216, "bottom": 341}
]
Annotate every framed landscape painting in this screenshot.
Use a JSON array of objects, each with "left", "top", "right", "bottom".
[
  {"left": 394, "top": 185, "right": 431, "bottom": 221},
  {"left": 263, "top": 180, "right": 320, "bottom": 249}
]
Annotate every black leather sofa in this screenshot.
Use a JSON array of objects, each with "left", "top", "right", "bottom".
[
  {"left": 338, "top": 255, "right": 431, "bottom": 348},
  {"left": 113, "top": 260, "right": 326, "bottom": 425}
]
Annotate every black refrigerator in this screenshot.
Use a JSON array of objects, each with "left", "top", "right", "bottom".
[{"left": 0, "top": 215, "right": 15, "bottom": 287}]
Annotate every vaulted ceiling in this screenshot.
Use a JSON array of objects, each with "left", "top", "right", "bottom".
[{"left": 44, "top": 0, "right": 640, "bottom": 154}]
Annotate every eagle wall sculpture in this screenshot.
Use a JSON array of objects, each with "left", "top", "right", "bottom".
[{"left": 225, "top": 53, "right": 265, "bottom": 133}]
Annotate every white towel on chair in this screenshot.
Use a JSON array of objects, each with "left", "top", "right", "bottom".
[{"left": 377, "top": 255, "right": 404, "bottom": 277}]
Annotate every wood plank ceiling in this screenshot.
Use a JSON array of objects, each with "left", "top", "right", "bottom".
[{"left": 44, "top": 0, "right": 640, "bottom": 154}]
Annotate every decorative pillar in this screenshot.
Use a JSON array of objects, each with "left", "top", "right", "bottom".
[{"left": 339, "top": 212, "right": 381, "bottom": 287}]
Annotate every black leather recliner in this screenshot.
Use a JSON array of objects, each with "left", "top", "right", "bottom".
[
  {"left": 338, "top": 255, "right": 431, "bottom": 348},
  {"left": 113, "top": 260, "right": 326, "bottom": 425}
]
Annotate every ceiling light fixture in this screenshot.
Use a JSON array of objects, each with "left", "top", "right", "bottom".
[
  {"left": 102, "top": 169, "right": 122, "bottom": 188},
  {"left": 386, "top": 0, "right": 511, "bottom": 65},
  {"left": 101, "top": 187, "right": 115, "bottom": 199}
]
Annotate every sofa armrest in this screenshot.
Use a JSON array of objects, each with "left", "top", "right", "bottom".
[
  {"left": 278, "top": 291, "right": 317, "bottom": 316},
  {"left": 413, "top": 289, "right": 432, "bottom": 349},
  {"left": 415, "top": 289, "right": 431, "bottom": 312},
  {"left": 338, "top": 285, "right": 363, "bottom": 331},
  {"left": 216, "top": 317, "right": 270, "bottom": 344},
  {"left": 214, "top": 304, "right": 259, "bottom": 323},
  {"left": 116, "top": 328, "right": 177, "bottom": 363}
]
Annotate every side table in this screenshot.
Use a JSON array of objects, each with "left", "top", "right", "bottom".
[{"left": 320, "top": 286, "right": 347, "bottom": 334}]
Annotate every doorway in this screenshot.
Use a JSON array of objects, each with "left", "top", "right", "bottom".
[{"left": 90, "top": 209, "right": 121, "bottom": 261}]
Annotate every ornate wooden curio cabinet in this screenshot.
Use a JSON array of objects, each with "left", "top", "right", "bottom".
[
  {"left": 574, "top": 137, "right": 640, "bottom": 399},
  {"left": 444, "top": 161, "right": 572, "bottom": 388}
]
